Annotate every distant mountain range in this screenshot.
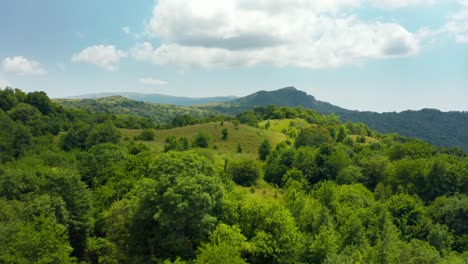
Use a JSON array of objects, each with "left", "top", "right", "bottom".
[
  {"left": 66, "top": 92, "right": 237, "bottom": 106},
  {"left": 61, "top": 87, "right": 468, "bottom": 150}
]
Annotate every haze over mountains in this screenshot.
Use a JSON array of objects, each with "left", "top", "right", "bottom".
[{"left": 62, "top": 87, "right": 468, "bottom": 150}]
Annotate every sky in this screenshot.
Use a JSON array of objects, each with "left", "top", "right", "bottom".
[{"left": 1, "top": 0, "right": 467, "bottom": 112}]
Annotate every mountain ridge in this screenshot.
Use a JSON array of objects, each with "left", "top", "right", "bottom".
[
  {"left": 64, "top": 92, "right": 238, "bottom": 106},
  {"left": 56, "top": 87, "right": 468, "bottom": 150}
]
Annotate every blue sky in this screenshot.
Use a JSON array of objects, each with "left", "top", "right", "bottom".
[{"left": 1, "top": 0, "right": 467, "bottom": 112}]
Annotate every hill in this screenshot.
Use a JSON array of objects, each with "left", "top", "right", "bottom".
[
  {"left": 207, "top": 86, "right": 347, "bottom": 114},
  {"left": 340, "top": 109, "right": 468, "bottom": 150},
  {"left": 2, "top": 87, "right": 468, "bottom": 263},
  {"left": 205, "top": 87, "right": 468, "bottom": 150},
  {"left": 54, "top": 96, "right": 222, "bottom": 125},
  {"left": 66, "top": 92, "right": 237, "bottom": 106},
  {"left": 55, "top": 87, "right": 468, "bottom": 150}
]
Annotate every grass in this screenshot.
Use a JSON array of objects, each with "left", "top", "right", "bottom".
[
  {"left": 258, "top": 118, "right": 310, "bottom": 133},
  {"left": 120, "top": 121, "right": 288, "bottom": 159}
]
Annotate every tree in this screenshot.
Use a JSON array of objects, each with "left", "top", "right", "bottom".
[
  {"left": 294, "top": 127, "right": 332, "bottom": 148},
  {"left": 424, "top": 158, "right": 457, "bottom": 201},
  {"left": 264, "top": 146, "right": 295, "bottom": 186},
  {"left": 60, "top": 129, "right": 81, "bottom": 151},
  {"left": 85, "top": 122, "right": 120, "bottom": 148},
  {"left": 227, "top": 158, "right": 261, "bottom": 186},
  {"left": 258, "top": 139, "right": 271, "bottom": 161},
  {"left": 237, "top": 143, "right": 243, "bottom": 153},
  {"left": 337, "top": 127, "right": 346, "bottom": 142},
  {"left": 195, "top": 224, "right": 248, "bottom": 264},
  {"left": 227, "top": 197, "right": 304, "bottom": 263},
  {"left": 193, "top": 131, "right": 210, "bottom": 148},
  {"left": 137, "top": 129, "right": 155, "bottom": 141},
  {"left": 0, "top": 199, "right": 75, "bottom": 264},
  {"left": 128, "top": 152, "right": 223, "bottom": 260},
  {"left": 25, "top": 91, "right": 54, "bottom": 115},
  {"left": 0, "top": 87, "right": 19, "bottom": 111},
  {"left": 221, "top": 128, "right": 228, "bottom": 140}
]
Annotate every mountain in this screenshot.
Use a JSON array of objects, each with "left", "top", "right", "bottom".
[
  {"left": 205, "top": 87, "right": 468, "bottom": 150},
  {"left": 66, "top": 92, "right": 237, "bottom": 106},
  {"left": 340, "top": 109, "right": 468, "bottom": 151},
  {"left": 207, "top": 86, "right": 347, "bottom": 114},
  {"left": 56, "top": 87, "right": 468, "bottom": 150}
]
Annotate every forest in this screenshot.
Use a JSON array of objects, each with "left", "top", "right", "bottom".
[{"left": 1, "top": 87, "right": 468, "bottom": 263}]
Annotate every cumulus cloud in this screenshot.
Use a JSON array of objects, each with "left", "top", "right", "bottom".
[
  {"left": 416, "top": 0, "right": 468, "bottom": 44},
  {"left": 2, "top": 56, "right": 47, "bottom": 75},
  {"left": 445, "top": 0, "right": 468, "bottom": 43},
  {"left": 139, "top": 77, "right": 168, "bottom": 85},
  {"left": 134, "top": 0, "right": 420, "bottom": 69},
  {"left": 72, "top": 45, "right": 127, "bottom": 71},
  {"left": 371, "top": 0, "right": 437, "bottom": 8}
]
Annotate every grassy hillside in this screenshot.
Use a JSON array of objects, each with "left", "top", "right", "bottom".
[{"left": 122, "top": 121, "right": 287, "bottom": 158}]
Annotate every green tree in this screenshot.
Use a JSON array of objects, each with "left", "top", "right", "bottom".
[
  {"left": 195, "top": 224, "right": 248, "bottom": 264},
  {"left": 128, "top": 152, "right": 223, "bottom": 260},
  {"left": 0, "top": 87, "right": 19, "bottom": 111},
  {"left": 221, "top": 128, "right": 228, "bottom": 140},
  {"left": 85, "top": 122, "right": 121, "bottom": 148},
  {"left": 337, "top": 126, "right": 346, "bottom": 142},
  {"left": 258, "top": 139, "right": 271, "bottom": 161},
  {"left": 0, "top": 199, "right": 75, "bottom": 264},
  {"left": 193, "top": 131, "right": 210, "bottom": 148},
  {"left": 227, "top": 158, "right": 261, "bottom": 186},
  {"left": 25, "top": 91, "right": 54, "bottom": 115},
  {"left": 164, "top": 136, "right": 181, "bottom": 152},
  {"left": 137, "top": 129, "right": 155, "bottom": 141},
  {"left": 294, "top": 127, "right": 332, "bottom": 148},
  {"left": 237, "top": 143, "right": 243, "bottom": 153}
]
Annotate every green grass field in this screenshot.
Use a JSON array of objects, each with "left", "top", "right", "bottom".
[
  {"left": 258, "top": 118, "right": 310, "bottom": 133},
  {"left": 120, "top": 121, "right": 288, "bottom": 159}
]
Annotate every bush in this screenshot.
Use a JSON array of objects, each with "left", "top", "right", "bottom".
[
  {"left": 227, "top": 158, "right": 261, "bottom": 186},
  {"left": 137, "top": 129, "right": 155, "bottom": 141},
  {"left": 193, "top": 131, "right": 210, "bottom": 148},
  {"left": 258, "top": 139, "right": 271, "bottom": 161}
]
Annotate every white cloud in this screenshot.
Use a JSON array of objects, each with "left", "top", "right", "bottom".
[
  {"left": 133, "top": 0, "right": 419, "bottom": 69},
  {"left": 139, "top": 77, "right": 168, "bottom": 85},
  {"left": 445, "top": 0, "right": 468, "bottom": 43},
  {"left": 122, "top": 26, "right": 131, "bottom": 35},
  {"left": 72, "top": 45, "right": 127, "bottom": 71},
  {"left": 416, "top": 0, "right": 468, "bottom": 44},
  {"left": 2, "top": 56, "right": 47, "bottom": 75},
  {"left": 0, "top": 79, "right": 12, "bottom": 88},
  {"left": 371, "top": 0, "right": 437, "bottom": 8}
]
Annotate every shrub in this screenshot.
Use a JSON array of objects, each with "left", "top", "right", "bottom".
[{"left": 227, "top": 158, "right": 261, "bottom": 186}]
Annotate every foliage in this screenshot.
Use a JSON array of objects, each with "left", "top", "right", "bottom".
[
  {"left": 193, "top": 131, "right": 210, "bottom": 148},
  {"left": 258, "top": 139, "right": 271, "bottom": 161},
  {"left": 1, "top": 88, "right": 468, "bottom": 263},
  {"left": 136, "top": 128, "right": 155, "bottom": 141},
  {"left": 227, "top": 158, "right": 261, "bottom": 186}
]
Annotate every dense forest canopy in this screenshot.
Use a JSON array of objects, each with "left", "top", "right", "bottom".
[{"left": 1, "top": 87, "right": 467, "bottom": 263}]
